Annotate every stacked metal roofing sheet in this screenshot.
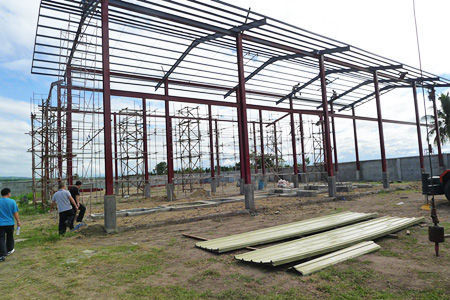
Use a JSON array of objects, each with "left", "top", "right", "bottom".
[
  {"left": 196, "top": 211, "right": 377, "bottom": 253},
  {"left": 293, "top": 241, "right": 381, "bottom": 275},
  {"left": 235, "top": 216, "right": 424, "bottom": 266}
]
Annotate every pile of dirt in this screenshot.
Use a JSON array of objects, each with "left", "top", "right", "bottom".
[{"left": 189, "top": 189, "right": 209, "bottom": 199}]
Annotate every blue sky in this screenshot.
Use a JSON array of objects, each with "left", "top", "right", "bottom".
[{"left": 0, "top": 0, "right": 449, "bottom": 177}]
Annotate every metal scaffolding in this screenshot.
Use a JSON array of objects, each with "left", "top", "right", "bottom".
[{"left": 29, "top": 0, "right": 450, "bottom": 231}]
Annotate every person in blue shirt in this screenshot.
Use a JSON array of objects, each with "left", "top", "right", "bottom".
[{"left": 0, "top": 188, "right": 21, "bottom": 262}]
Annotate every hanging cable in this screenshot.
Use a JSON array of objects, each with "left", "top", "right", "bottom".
[{"left": 413, "top": 0, "right": 444, "bottom": 257}]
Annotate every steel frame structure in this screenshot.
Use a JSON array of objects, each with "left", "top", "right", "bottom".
[{"left": 31, "top": 0, "right": 450, "bottom": 231}]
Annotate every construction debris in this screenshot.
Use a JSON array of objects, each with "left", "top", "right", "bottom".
[
  {"left": 293, "top": 241, "right": 381, "bottom": 275},
  {"left": 196, "top": 212, "right": 377, "bottom": 253},
  {"left": 234, "top": 216, "right": 424, "bottom": 266}
]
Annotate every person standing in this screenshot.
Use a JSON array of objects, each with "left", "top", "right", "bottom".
[
  {"left": 50, "top": 182, "right": 78, "bottom": 235},
  {"left": 0, "top": 188, "right": 21, "bottom": 262},
  {"left": 69, "top": 181, "right": 86, "bottom": 228}
]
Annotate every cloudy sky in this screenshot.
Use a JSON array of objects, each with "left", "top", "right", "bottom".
[{"left": 0, "top": 0, "right": 449, "bottom": 177}]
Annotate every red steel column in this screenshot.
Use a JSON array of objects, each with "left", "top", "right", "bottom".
[
  {"left": 142, "top": 99, "right": 149, "bottom": 182},
  {"left": 351, "top": 106, "right": 361, "bottom": 180},
  {"left": 142, "top": 98, "right": 150, "bottom": 197},
  {"left": 66, "top": 67, "right": 73, "bottom": 186},
  {"left": 57, "top": 85, "right": 63, "bottom": 181},
  {"left": 236, "top": 33, "right": 254, "bottom": 210},
  {"left": 330, "top": 102, "right": 338, "bottom": 173},
  {"left": 274, "top": 122, "right": 279, "bottom": 171},
  {"left": 289, "top": 97, "right": 299, "bottom": 187},
  {"left": 165, "top": 81, "right": 174, "bottom": 187},
  {"left": 299, "top": 113, "right": 307, "bottom": 175},
  {"left": 215, "top": 119, "right": 220, "bottom": 177},
  {"left": 318, "top": 55, "right": 336, "bottom": 196},
  {"left": 208, "top": 105, "right": 215, "bottom": 179},
  {"left": 252, "top": 122, "right": 258, "bottom": 174},
  {"left": 259, "top": 110, "right": 265, "bottom": 176},
  {"left": 430, "top": 88, "right": 444, "bottom": 168},
  {"left": 412, "top": 82, "right": 425, "bottom": 171},
  {"left": 113, "top": 113, "right": 118, "bottom": 184},
  {"left": 101, "top": 0, "right": 116, "bottom": 232},
  {"left": 208, "top": 105, "right": 216, "bottom": 193},
  {"left": 373, "top": 71, "right": 389, "bottom": 188}
]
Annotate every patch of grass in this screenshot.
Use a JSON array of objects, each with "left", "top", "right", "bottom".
[
  {"left": 228, "top": 273, "right": 257, "bottom": 284},
  {"left": 123, "top": 285, "right": 211, "bottom": 300},
  {"left": 19, "top": 223, "right": 75, "bottom": 248},
  {"left": 379, "top": 248, "right": 401, "bottom": 257}
]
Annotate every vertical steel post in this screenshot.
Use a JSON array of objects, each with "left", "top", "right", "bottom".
[
  {"left": 330, "top": 103, "right": 338, "bottom": 174},
  {"left": 57, "top": 85, "right": 63, "bottom": 181},
  {"left": 142, "top": 98, "right": 150, "bottom": 198},
  {"left": 318, "top": 55, "right": 336, "bottom": 197},
  {"left": 165, "top": 80, "right": 175, "bottom": 201},
  {"left": 412, "top": 82, "right": 425, "bottom": 171},
  {"left": 236, "top": 33, "right": 254, "bottom": 211},
  {"left": 113, "top": 113, "right": 119, "bottom": 194},
  {"left": 215, "top": 119, "right": 220, "bottom": 181},
  {"left": 236, "top": 89, "right": 245, "bottom": 194},
  {"left": 66, "top": 67, "right": 73, "bottom": 186},
  {"left": 430, "top": 88, "right": 444, "bottom": 169},
  {"left": 373, "top": 71, "right": 389, "bottom": 189},
  {"left": 320, "top": 115, "right": 328, "bottom": 173},
  {"left": 252, "top": 122, "right": 258, "bottom": 174},
  {"left": 289, "top": 97, "right": 299, "bottom": 187},
  {"left": 259, "top": 110, "right": 265, "bottom": 176},
  {"left": 101, "top": 0, "right": 116, "bottom": 232},
  {"left": 299, "top": 113, "right": 307, "bottom": 182},
  {"left": 351, "top": 106, "right": 361, "bottom": 181},
  {"left": 208, "top": 105, "right": 216, "bottom": 193},
  {"left": 274, "top": 122, "right": 279, "bottom": 172}
]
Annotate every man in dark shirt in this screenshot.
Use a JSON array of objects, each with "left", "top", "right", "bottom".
[{"left": 69, "top": 181, "right": 86, "bottom": 228}]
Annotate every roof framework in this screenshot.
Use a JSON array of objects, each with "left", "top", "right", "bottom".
[{"left": 32, "top": 0, "right": 450, "bottom": 111}]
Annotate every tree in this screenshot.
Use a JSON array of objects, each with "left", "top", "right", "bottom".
[
  {"left": 154, "top": 161, "right": 167, "bottom": 175},
  {"left": 422, "top": 92, "right": 450, "bottom": 146}
]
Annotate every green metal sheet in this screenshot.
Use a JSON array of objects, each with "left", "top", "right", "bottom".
[
  {"left": 293, "top": 241, "right": 381, "bottom": 275},
  {"left": 235, "top": 216, "right": 424, "bottom": 266},
  {"left": 196, "top": 211, "right": 377, "bottom": 253}
]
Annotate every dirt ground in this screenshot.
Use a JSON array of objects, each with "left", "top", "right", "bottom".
[{"left": 1, "top": 182, "right": 449, "bottom": 299}]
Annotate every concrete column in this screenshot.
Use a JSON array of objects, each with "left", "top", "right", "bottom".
[
  {"left": 239, "top": 178, "right": 245, "bottom": 195},
  {"left": 166, "top": 183, "right": 174, "bottom": 202},
  {"left": 211, "top": 177, "right": 217, "bottom": 194},
  {"left": 355, "top": 170, "right": 361, "bottom": 181},
  {"left": 144, "top": 183, "right": 151, "bottom": 198},
  {"left": 244, "top": 183, "right": 255, "bottom": 211},
  {"left": 104, "top": 195, "right": 116, "bottom": 233}
]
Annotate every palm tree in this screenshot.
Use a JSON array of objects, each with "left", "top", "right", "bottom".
[{"left": 422, "top": 92, "right": 450, "bottom": 146}]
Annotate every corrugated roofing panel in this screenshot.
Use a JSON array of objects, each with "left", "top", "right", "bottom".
[
  {"left": 235, "top": 216, "right": 424, "bottom": 266},
  {"left": 293, "top": 241, "right": 381, "bottom": 275},
  {"left": 196, "top": 211, "right": 377, "bottom": 253}
]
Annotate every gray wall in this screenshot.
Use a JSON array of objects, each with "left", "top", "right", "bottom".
[{"left": 331, "top": 153, "right": 447, "bottom": 182}]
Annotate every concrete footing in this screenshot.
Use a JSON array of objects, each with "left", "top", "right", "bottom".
[
  {"left": 211, "top": 177, "right": 217, "bottom": 194},
  {"left": 327, "top": 176, "right": 337, "bottom": 197},
  {"left": 355, "top": 170, "right": 361, "bottom": 181},
  {"left": 104, "top": 194, "right": 117, "bottom": 233},
  {"left": 166, "top": 183, "right": 175, "bottom": 201},
  {"left": 382, "top": 172, "right": 389, "bottom": 189},
  {"left": 293, "top": 174, "right": 299, "bottom": 188},
  {"left": 144, "top": 183, "right": 151, "bottom": 198},
  {"left": 244, "top": 183, "right": 255, "bottom": 212},
  {"left": 239, "top": 178, "right": 245, "bottom": 195},
  {"left": 300, "top": 173, "right": 308, "bottom": 183}
]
